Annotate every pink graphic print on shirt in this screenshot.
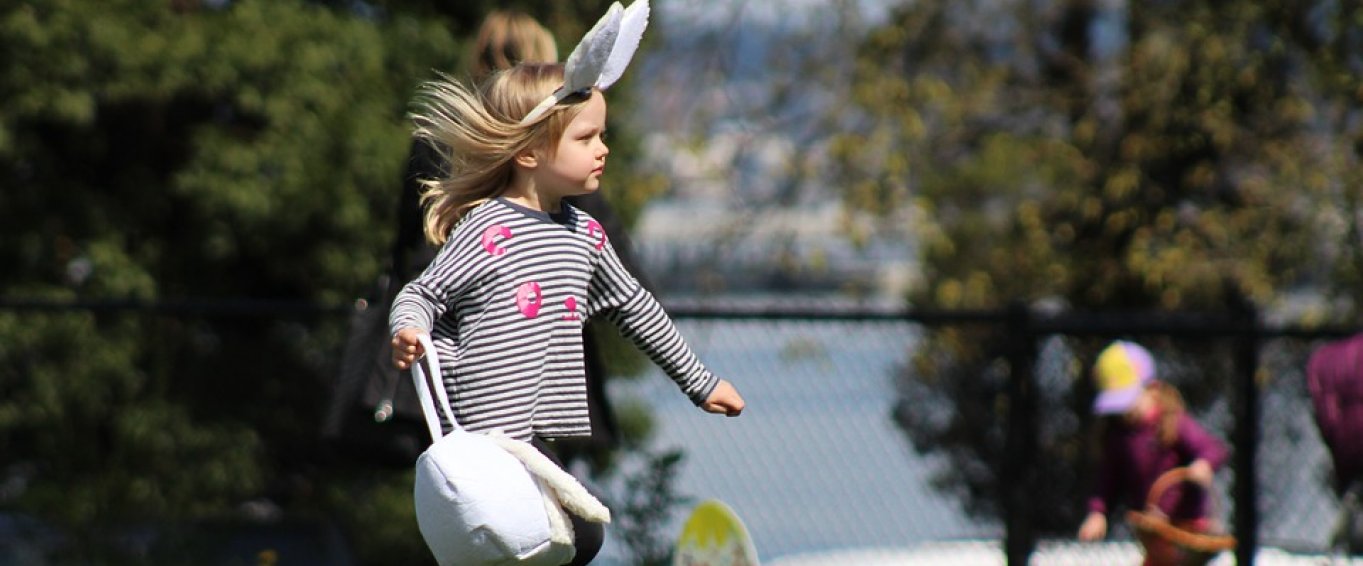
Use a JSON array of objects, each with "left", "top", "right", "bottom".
[
  {"left": 563, "top": 296, "right": 580, "bottom": 321},
  {"left": 586, "top": 220, "right": 606, "bottom": 250},
  {"left": 481, "top": 225, "right": 511, "bottom": 256},
  {"left": 516, "top": 282, "right": 542, "bottom": 318}
]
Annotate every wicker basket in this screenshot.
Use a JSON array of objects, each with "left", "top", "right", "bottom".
[{"left": 1125, "top": 467, "right": 1236, "bottom": 566}]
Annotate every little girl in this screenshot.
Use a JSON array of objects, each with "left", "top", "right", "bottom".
[
  {"left": 1077, "top": 340, "right": 1228, "bottom": 566},
  {"left": 388, "top": 62, "right": 745, "bottom": 564}
]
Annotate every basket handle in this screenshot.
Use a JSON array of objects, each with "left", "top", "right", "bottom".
[
  {"left": 1145, "top": 466, "right": 1218, "bottom": 517},
  {"left": 1146, "top": 467, "right": 1190, "bottom": 508}
]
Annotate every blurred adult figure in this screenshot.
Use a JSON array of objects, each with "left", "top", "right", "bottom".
[{"left": 1307, "top": 333, "right": 1363, "bottom": 554}]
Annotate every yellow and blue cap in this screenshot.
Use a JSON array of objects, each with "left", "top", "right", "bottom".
[{"left": 1092, "top": 340, "right": 1156, "bottom": 415}]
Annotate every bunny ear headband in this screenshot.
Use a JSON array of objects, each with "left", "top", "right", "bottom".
[{"left": 518, "top": 0, "right": 650, "bottom": 125}]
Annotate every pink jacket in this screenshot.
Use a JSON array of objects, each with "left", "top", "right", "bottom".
[
  {"left": 1087, "top": 412, "right": 1229, "bottom": 521},
  {"left": 1308, "top": 333, "right": 1363, "bottom": 493}
]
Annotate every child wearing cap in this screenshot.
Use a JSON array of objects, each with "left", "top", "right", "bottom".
[{"left": 1077, "top": 341, "right": 1229, "bottom": 564}]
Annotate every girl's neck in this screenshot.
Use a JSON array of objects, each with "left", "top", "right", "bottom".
[{"left": 503, "top": 175, "right": 563, "bottom": 213}]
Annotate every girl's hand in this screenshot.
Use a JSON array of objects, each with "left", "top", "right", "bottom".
[
  {"left": 1187, "top": 459, "right": 1215, "bottom": 487},
  {"left": 1077, "top": 511, "right": 1107, "bottom": 541},
  {"left": 391, "top": 327, "right": 427, "bottom": 370},
  {"left": 701, "top": 379, "right": 745, "bottom": 417}
]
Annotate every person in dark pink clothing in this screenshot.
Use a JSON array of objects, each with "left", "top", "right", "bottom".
[
  {"left": 1077, "top": 341, "right": 1230, "bottom": 565},
  {"left": 1306, "top": 332, "right": 1363, "bottom": 553}
]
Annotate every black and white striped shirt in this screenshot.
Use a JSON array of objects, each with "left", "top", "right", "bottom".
[{"left": 390, "top": 198, "right": 719, "bottom": 441}]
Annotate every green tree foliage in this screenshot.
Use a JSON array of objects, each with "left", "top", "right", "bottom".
[
  {"left": 0, "top": 0, "right": 453, "bottom": 541},
  {"left": 832, "top": 0, "right": 1363, "bottom": 534},
  {"left": 0, "top": 0, "right": 667, "bottom": 561},
  {"left": 607, "top": 448, "right": 689, "bottom": 566}
]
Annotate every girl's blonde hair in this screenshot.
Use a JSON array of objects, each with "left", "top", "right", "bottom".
[
  {"left": 411, "top": 63, "right": 591, "bottom": 245},
  {"left": 1148, "top": 381, "right": 1186, "bottom": 446},
  {"left": 469, "top": 11, "right": 558, "bottom": 82}
]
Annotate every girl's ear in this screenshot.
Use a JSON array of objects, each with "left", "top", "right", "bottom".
[{"left": 514, "top": 149, "right": 539, "bottom": 169}]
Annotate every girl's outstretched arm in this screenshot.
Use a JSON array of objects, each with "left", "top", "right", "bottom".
[
  {"left": 586, "top": 224, "right": 725, "bottom": 406},
  {"left": 1176, "top": 414, "right": 1229, "bottom": 471}
]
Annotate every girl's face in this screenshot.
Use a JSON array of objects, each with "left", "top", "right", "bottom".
[
  {"left": 535, "top": 90, "right": 609, "bottom": 198},
  {"left": 1122, "top": 387, "right": 1158, "bottom": 424}
]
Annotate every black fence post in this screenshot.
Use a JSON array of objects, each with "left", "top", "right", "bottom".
[
  {"left": 1004, "top": 302, "right": 1038, "bottom": 566},
  {"left": 1233, "top": 302, "right": 1260, "bottom": 566}
]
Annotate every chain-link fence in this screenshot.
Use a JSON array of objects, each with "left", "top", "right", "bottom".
[
  {"left": 601, "top": 314, "right": 993, "bottom": 561},
  {"left": 595, "top": 299, "right": 1362, "bottom": 565},
  {"left": 3, "top": 297, "right": 1360, "bottom": 565}
]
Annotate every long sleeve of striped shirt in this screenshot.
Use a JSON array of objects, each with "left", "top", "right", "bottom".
[
  {"left": 390, "top": 198, "right": 719, "bottom": 441},
  {"left": 588, "top": 235, "right": 718, "bottom": 405}
]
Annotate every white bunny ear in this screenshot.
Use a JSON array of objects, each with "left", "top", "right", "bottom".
[
  {"left": 519, "top": 0, "right": 650, "bottom": 125},
  {"left": 596, "top": 0, "right": 649, "bottom": 90},
  {"left": 562, "top": 2, "right": 623, "bottom": 95}
]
